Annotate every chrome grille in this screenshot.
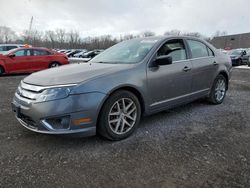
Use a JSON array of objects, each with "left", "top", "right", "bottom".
[{"left": 16, "top": 81, "right": 44, "bottom": 100}]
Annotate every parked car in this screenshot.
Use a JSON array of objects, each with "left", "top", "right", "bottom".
[
  {"left": 0, "top": 47, "right": 69, "bottom": 75},
  {"left": 66, "top": 49, "right": 86, "bottom": 57},
  {"left": 228, "top": 49, "right": 249, "bottom": 66},
  {"left": 12, "top": 36, "right": 232, "bottom": 140},
  {"left": 57, "top": 49, "right": 67, "bottom": 53},
  {"left": 74, "top": 50, "right": 104, "bottom": 62},
  {"left": 0, "top": 44, "right": 25, "bottom": 54},
  {"left": 73, "top": 50, "right": 88, "bottom": 58}
]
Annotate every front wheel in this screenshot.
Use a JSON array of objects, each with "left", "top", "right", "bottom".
[
  {"left": 98, "top": 90, "right": 141, "bottom": 141},
  {"left": 208, "top": 75, "right": 227, "bottom": 104},
  {"left": 237, "top": 59, "right": 242, "bottom": 66},
  {"left": 0, "top": 66, "right": 4, "bottom": 75}
]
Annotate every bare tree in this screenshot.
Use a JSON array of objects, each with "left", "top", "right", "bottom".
[
  {"left": 68, "top": 30, "right": 80, "bottom": 49},
  {"left": 0, "top": 26, "right": 16, "bottom": 43},
  {"left": 141, "top": 31, "right": 155, "bottom": 37},
  {"left": 213, "top": 30, "right": 228, "bottom": 37},
  {"left": 56, "top": 29, "right": 66, "bottom": 48},
  {"left": 45, "top": 30, "right": 56, "bottom": 48},
  {"left": 164, "top": 29, "right": 181, "bottom": 36}
]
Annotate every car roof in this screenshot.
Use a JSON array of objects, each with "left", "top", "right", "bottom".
[
  {"left": 0, "top": 44, "right": 24, "bottom": 46},
  {"left": 14, "top": 47, "right": 50, "bottom": 51}
]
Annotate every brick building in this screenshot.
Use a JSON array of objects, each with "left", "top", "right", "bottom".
[{"left": 210, "top": 33, "right": 250, "bottom": 49}]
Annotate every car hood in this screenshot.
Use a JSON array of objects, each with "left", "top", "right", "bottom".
[{"left": 23, "top": 63, "right": 134, "bottom": 86}]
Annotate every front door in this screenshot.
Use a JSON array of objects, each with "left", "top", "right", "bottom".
[
  {"left": 147, "top": 39, "right": 193, "bottom": 110},
  {"left": 8, "top": 49, "right": 32, "bottom": 73}
]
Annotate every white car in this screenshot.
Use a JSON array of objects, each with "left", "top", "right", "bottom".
[{"left": 0, "top": 44, "right": 24, "bottom": 54}]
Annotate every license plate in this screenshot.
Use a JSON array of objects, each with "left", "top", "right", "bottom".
[{"left": 11, "top": 103, "right": 21, "bottom": 118}]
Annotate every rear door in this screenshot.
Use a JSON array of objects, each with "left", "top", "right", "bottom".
[
  {"left": 186, "top": 39, "right": 217, "bottom": 93},
  {"left": 147, "top": 39, "right": 193, "bottom": 110},
  {"left": 31, "top": 49, "right": 51, "bottom": 71},
  {"left": 7, "top": 49, "right": 32, "bottom": 73}
]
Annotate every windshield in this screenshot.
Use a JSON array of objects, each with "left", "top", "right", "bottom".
[
  {"left": 91, "top": 39, "right": 158, "bottom": 64},
  {"left": 229, "top": 50, "right": 242, "bottom": 56}
]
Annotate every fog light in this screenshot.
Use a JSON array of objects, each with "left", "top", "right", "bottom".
[{"left": 43, "top": 116, "right": 70, "bottom": 130}]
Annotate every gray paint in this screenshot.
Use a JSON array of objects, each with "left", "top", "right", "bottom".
[{"left": 12, "top": 36, "right": 232, "bottom": 136}]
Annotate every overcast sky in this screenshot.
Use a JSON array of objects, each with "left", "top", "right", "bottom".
[{"left": 0, "top": 0, "right": 249, "bottom": 37}]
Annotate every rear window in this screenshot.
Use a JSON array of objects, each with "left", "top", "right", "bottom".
[
  {"left": 33, "top": 49, "right": 51, "bottom": 56},
  {"left": 0, "top": 46, "right": 19, "bottom": 51},
  {"left": 6, "top": 46, "right": 18, "bottom": 51},
  {"left": 187, "top": 40, "right": 209, "bottom": 58}
]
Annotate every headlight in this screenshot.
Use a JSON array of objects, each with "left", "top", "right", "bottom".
[{"left": 36, "top": 87, "right": 74, "bottom": 103}]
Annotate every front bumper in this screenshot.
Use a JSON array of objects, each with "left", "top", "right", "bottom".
[{"left": 12, "top": 92, "right": 106, "bottom": 135}]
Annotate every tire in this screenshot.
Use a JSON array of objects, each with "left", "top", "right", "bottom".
[
  {"left": 237, "top": 59, "right": 242, "bottom": 66},
  {"left": 0, "top": 66, "right": 4, "bottom": 75},
  {"left": 97, "top": 90, "right": 141, "bottom": 141},
  {"left": 49, "top": 62, "right": 61, "bottom": 68},
  {"left": 208, "top": 75, "right": 227, "bottom": 105}
]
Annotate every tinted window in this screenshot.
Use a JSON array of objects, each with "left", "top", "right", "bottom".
[
  {"left": 157, "top": 39, "right": 187, "bottom": 62},
  {"left": 6, "top": 46, "right": 18, "bottom": 51},
  {"left": 33, "top": 49, "right": 51, "bottom": 56},
  {"left": 187, "top": 40, "right": 209, "bottom": 58},
  {"left": 14, "top": 50, "right": 31, "bottom": 57}
]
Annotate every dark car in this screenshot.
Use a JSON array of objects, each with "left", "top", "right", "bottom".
[
  {"left": 80, "top": 50, "right": 103, "bottom": 58},
  {"left": 229, "top": 49, "right": 249, "bottom": 66},
  {"left": 66, "top": 50, "right": 84, "bottom": 57},
  {"left": 12, "top": 36, "right": 232, "bottom": 140}
]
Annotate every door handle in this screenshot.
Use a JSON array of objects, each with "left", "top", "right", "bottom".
[
  {"left": 183, "top": 66, "right": 191, "bottom": 72},
  {"left": 213, "top": 61, "right": 218, "bottom": 66}
]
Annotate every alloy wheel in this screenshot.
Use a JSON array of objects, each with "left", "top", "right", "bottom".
[
  {"left": 108, "top": 98, "right": 137, "bottom": 135},
  {"left": 215, "top": 78, "right": 226, "bottom": 102}
]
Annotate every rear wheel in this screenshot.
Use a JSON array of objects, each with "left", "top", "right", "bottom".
[
  {"left": 208, "top": 75, "right": 227, "bottom": 104},
  {"left": 0, "top": 66, "right": 4, "bottom": 75},
  {"left": 237, "top": 59, "right": 242, "bottom": 66},
  {"left": 98, "top": 90, "right": 141, "bottom": 141},
  {"left": 49, "top": 62, "right": 61, "bottom": 68}
]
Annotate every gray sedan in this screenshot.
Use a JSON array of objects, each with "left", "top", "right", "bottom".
[{"left": 12, "top": 36, "right": 232, "bottom": 140}]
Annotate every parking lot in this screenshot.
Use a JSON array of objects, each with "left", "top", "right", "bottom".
[{"left": 0, "top": 67, "right": 249, "bottom": 187}]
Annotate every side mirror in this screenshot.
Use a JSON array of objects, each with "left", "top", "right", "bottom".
[
  {"left": 8, "top": 54, "right": 15, "bottom": 58},
  {"left": 242, "top": 51, "right": 247, "bottom": 56},
  {"left": 155, "top": 55, "right": 172, "bottom": 66}
]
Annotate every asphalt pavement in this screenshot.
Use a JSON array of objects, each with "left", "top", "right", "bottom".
[{"left": 0, "top": 68, "right": 249, "bottom": 188}]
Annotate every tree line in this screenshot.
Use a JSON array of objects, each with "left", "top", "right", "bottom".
[{"left": 0, "top": 26, "right": 227, "bottom": 50}]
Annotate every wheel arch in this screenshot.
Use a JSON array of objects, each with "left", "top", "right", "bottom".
[
  {"left": 97, "top": 85, "right": 146, "bottom": 122},
  {"left": 0, "top": 63, "right": 6, "bottom": 73},
  {"left": 49, "top": 61, "right": 61, "bottom": 67}
]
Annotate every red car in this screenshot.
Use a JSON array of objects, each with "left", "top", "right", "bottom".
[{"left": 0, "top": 47, "right": 69, "bottom": 75}]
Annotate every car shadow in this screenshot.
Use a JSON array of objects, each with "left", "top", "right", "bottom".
[
  {"left": 0, "top": 73, "right": 30, "bottom": 77},
  {"left": 21, "top": 99, "right": 212, "bottom": 150}
]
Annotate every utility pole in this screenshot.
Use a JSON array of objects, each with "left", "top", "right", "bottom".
[{"left": 27, "top": 16, "right": 33, "bottom": 43}]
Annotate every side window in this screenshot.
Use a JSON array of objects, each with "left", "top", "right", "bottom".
[
  {"left": 33, "top": 49, "right": 51, "bottom": 56},
  {"left": 0, "top": 46, "right": 4, "bottom": 51},
  {"left": 6, "top": 46, "right": 17, "bottom": 51},
  {"left": 187, "top": 40, "right": 209, "bottom": 58},
  {"left": 14, "top": 50, "right": 31, "bottom": 57},
  {"left": 207, "top": 47, "right": 214, "bottom": 56},
  {"left": 157, "top": 39, "right": 187, "bottom": 62}
]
